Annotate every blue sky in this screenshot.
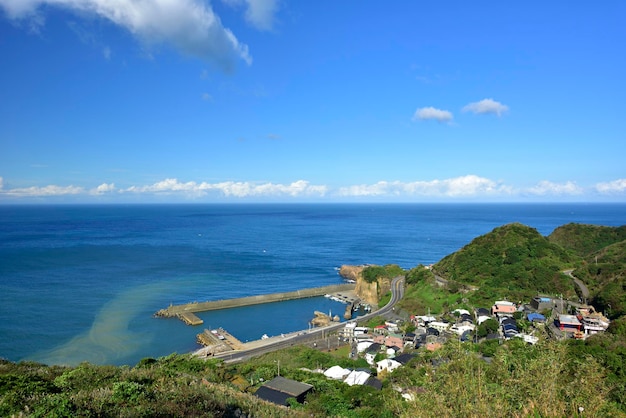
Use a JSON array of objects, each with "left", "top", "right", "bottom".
[{"left": 1, "top": 1, "right": 624, "bottom": 203}]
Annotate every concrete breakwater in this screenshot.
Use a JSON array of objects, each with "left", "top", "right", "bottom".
[{"left": 155, "top": 283, "right": 356, "bottom": 323}]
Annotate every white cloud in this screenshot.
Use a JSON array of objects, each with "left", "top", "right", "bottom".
[
  {"left": 441, "top": 175, "right": 508, "bottom": 196},
  {"left": 244, "top": 0, "right": 279, "bottom": 30},
  {"left": 222, "top": 0, "right": 279, "bottom": 30},
  {"left": 124, "top": 178, "right": 202, "bottom": 195},
  {"left": 2, "top": 183, "right": 84, "bottom": 197},
  {"left": 412, "top": 107, "right": 453, "bottom": 123},
  {"left": 0, "top": 0, "right": 40, "bottom": 19},
  {"left": 462, "top": 98, "right": 508, "bottom": 116},
  {"left": 0, "top": 0, "right": 252, "bottom": 71},
  {"left": 90, "top": 183, "right": 116, "bottom": 195},
  {"left": 595, "top": 179, "right": 626, "bottom": 194},
  {"left": 122, "top": 178, "right": 327, "bottom": 198},
  {"left": 102, "top": 46, "right": 111, "bottom": 60},
  {"left": 337, "top": 175, "right": 511, "bottom": 198},
  {"left": 526, "top": 180, "right": 583, "bottom": 196}
]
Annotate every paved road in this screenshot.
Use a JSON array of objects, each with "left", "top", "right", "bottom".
[
  {"left": 434, "top": 273, "right": 448, "bottom": 287},
  {"left": 212, "top": 276, "right": 405, "bottom": 363},
  {"left": 564, "top": 269, "right": 590, "bottom": 300}
]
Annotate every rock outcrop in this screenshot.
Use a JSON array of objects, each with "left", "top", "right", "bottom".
[
  {"left": 310, "top": 310, "right": 339, "bottom": 327},
  {"left": 338, "top": 265, "right": 364, "bottom": 282},
  {"left": 339, "top": 265, "right": 392, "bottom": 307}
]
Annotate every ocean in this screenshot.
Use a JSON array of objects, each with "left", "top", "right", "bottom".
[{"left": 1, "top": 203, "right": 625, "bottom": 366}]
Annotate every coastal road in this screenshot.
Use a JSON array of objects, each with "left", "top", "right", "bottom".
[
  {"left": 212, "top": 276, "right": 405, "bottom": 363},
  {"left": 564, "top": 269, "right": 590, "bottom": 301}
]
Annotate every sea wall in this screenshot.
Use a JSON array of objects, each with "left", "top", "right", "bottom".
[{"left": 155, "top": 283, "right": 356, "bottom": 318}]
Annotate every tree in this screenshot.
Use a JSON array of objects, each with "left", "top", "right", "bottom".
[{"left": 476, "top": 319, "right": 499, "bottom": 338}]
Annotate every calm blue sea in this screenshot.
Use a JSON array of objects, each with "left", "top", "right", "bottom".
[{"left": 1, "top": 203, "right": 625, "bottom": 366}]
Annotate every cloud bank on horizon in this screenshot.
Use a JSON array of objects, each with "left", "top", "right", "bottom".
[{"left": 1, "top": 175, "right": 625, "bottom": 202}]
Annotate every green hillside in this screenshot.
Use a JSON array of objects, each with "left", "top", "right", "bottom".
[
  {"left": 579, "top": 240, "right": 626, "bottom": 319},
  {"left": 547, "top": 223, "right": 626, "bottom": 319},
  {"left": 2, "top": 341, "right": 625, "bottom": 417},
  {"left": 548, "top": 223, "right": 626, "bottom": 256},
  {"left": 433, "top": 223, "right": 580, "bottom": 304}
]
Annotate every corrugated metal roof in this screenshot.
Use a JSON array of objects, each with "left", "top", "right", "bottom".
[{"left": 263, "top": 376, "right": 313, "bottom": 397}]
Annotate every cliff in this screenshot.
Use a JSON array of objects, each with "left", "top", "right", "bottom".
[{"left": 339, "top": 265, "right": 391, "bottom": 306}]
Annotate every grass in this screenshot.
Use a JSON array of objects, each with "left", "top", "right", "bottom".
[
  {"left": 329, "top": 345, "right": 352, "bottom": 359},
  {"left": 399, "top": 279, "right": 461, "bottom": 315}
]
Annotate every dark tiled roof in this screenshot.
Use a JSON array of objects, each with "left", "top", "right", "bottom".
[
  {"left": 366, "top": 343, "right": 382, "bottom": 353},
  {"left": 394, "top": 353, "right": 416, "bottom": 365},
  {"left": 426, "top": 328, "right": 440, "bottom": 336},
  {"left": 460, "top": 314, "right": 474, "bottom": 322}
]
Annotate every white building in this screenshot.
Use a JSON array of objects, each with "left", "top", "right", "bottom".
[
  {"left": 356, "top": 341, "right": 374, "bottom": 353},
  {"left": 428, "top": 321, "right": 450, "bottom": 332},
  {"left": 377, "top": 358, "right": 402, "bottom": 374},
  {"left": 450, "top": 324, "right": 475, "bottom": 335}
]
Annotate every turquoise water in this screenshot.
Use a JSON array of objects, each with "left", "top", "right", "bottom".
[{"left": 1, "top": 203, "right": 625, "bottom": 366}]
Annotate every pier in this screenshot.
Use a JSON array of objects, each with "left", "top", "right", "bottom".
[
  {"left": 177, "top": 312, "right": 203, "bottom": 326},
  {"left": 196, "top": 328, "right": 245, "bottom": 355},
  {"left": 155, "top": 283, "right": 356, "bottom": 325}
]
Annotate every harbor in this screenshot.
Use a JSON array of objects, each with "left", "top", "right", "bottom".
[{"left": 154, "top": 283, "right": 368, "bottom": 359}]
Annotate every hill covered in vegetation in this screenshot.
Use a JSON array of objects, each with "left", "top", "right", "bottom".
[
  {"left": 548, "top": 224, "right": 626, "bottom": 319},
  {"left": 432, "top": 223, "right": 580, "bottom": 304},
  {"left": 398, "top": 222, "right": 626, "bottom": 317},
  {"left": 548, "top": 223, "right": 626, "bottom": 256}
]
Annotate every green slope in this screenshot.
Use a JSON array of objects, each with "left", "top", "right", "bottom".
[
  {"left": 548, "top": 223, "right": 626, "bottom": 319},
  {"left": 433, "top": 223, "right": 581, "bottom": 304},
  {"left": 548, "top": 223, "right": 626, "bottom": 256}
]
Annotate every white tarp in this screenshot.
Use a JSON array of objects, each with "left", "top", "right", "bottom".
[
  {"left": 324, "top": 365, "right": 351, "bottom": 380},
  {"left": 344, "top": 370, "right": 371, "bottom": 386}
]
